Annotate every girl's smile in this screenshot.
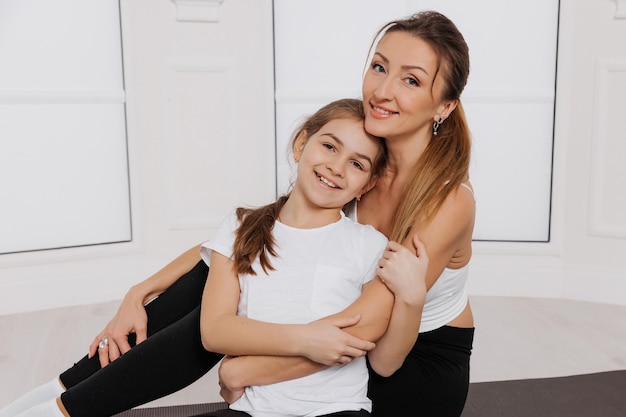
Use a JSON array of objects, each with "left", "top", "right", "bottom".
[{"left": 315, "top": 172, "right": 340, "bottom": 189}]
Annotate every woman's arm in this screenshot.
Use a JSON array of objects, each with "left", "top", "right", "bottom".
[
  {"left": 200, "top": 252, "right": 394, "bottom": 365},
  {"left": 368, "top": 185, "right": 475, "bottom": 375},
  {"left": 217, "top": 354, "right": 320, "bottom": 403},
  {"left": 216, "top": 275, "right": 396, "bottom": 397},
  {"left": 89, "top": 244, "right": 203, "bottom": 366}
]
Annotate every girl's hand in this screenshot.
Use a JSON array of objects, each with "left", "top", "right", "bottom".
[
  {"left": 218, "top": 356, "right": 246, "bottom": 404},
  {"left": 88, "top": 288, "right": 148, "bottom": 367},
  {"left": 377, "top": 235, "right": 429, "bottom": 305},
  {"left": 300, "top": 314, "right": 375, "bottom": 366}
]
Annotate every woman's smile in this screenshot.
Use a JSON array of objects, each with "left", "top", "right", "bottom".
[{"left": 369, "top": 102, "right": 398, "bottom": 119}]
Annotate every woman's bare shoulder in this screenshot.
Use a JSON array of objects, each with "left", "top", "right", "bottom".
[
  {"left": 413, "top": 182, "right": 475, "bottom": 270},
  {"left": 438, "top": 182, "right": 475, "bottom": 226}
]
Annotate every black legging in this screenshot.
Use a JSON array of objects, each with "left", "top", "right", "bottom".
[
  {"left": 368, "top": 326, "right": 474, "bottom": 417},
  {"left": 59, "top": 261, "right": 223, "bottom": 417},
  {"left": 57, "top": 260, "right": 473, "bottom": 417}
]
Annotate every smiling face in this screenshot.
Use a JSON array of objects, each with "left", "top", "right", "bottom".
[
  {"left": 292, "top": 117, "right": 382, "bottom": 211},
  {"left": 362, "top": 31, "right": 456, "bottom": 143}
]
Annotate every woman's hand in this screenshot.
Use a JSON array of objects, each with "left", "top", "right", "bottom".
[
  {"left": 377, "top": 235, "right": 429, "bottom": 305},
  {"left": 299, "top": 314, "right": 375, "bottom": 365},
  {"left": 218, "top": 356, "right": 246, "bottom": 404},
  {"left": 88, "top": 287, "right": 149, "bottom": 367}
]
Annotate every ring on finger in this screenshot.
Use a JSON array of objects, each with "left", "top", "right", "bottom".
[{"left": 98, "top": 336, "right": 109, "bottom": 350}]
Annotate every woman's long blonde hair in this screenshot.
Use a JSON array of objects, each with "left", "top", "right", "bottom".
[{"left": 372, "top": 11, "right": 472, "bottom": 242}]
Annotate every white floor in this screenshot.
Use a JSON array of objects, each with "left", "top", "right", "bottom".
[{"left": 1, "top": 296, "right": 625, "bottom": 408}]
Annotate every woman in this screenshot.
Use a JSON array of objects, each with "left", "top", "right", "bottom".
[
  {"left": 2, "top": 10, "right": 474, "bottom": 417},
  {"left": 362, "top": 11, "right": 474, "bottom": 416}
]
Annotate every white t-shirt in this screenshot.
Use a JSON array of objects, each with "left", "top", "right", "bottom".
[{"left": 201, "top": 210, "right": 388, "bottom": 417}]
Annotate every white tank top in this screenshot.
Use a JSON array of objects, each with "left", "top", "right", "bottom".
[{"left": 345, "top": 183, "right": 472, "bottom": 332}]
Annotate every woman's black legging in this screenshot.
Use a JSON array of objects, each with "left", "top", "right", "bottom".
[
  {"left": 368, "top": 325, "right": 474, "bottom": 417},
  {"left": 58, "top": 260, "right": 223, "bottom": 417}
]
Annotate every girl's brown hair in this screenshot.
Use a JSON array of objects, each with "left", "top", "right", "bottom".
[
  {"left": 371, "top": 11, "right": 472, "bottom": 242},
  {"left": 233, "top": 98, "right": 387, "bottom": 275}
]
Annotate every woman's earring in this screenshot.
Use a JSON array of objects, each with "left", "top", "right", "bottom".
[{"left": 432, "top": 116, "right": 444, "bottom": 136}]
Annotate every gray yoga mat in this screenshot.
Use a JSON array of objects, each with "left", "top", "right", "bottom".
[{"left": 115, "top": 370, "right": 626, "bottom": 417}]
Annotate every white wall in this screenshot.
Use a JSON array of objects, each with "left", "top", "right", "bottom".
[
  {"left": 0, "top": 0, "right": 625, "bottom": 316},
  {"left": 0, "top": 0, "right": 276, "bottom": 315}
]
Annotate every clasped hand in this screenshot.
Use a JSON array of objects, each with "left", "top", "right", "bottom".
[{"left": 300, "top": 314, "right": 375, "bottom": 366}]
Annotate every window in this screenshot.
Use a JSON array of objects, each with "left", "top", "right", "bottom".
[
  {"left": 0, "top": 0, "right": 131, "bottom": 254},
  {"left": 273, "top": 0, "right": 559, "bottom": 241}
]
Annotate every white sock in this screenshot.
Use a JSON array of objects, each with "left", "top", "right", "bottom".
[
  {"left": 0, "top": 379, "right": 65, "bottom": 417},
  {"left": 13, "top": 400, "right": 64, "bottom": 417}
]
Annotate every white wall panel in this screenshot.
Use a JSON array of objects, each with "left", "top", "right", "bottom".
[
  {"left": 588, "top": 59, "right": 626, "bottom": 238},
  {"left": 274, "top": 0, "right": 559, "bottom": 241},
  {"left": 0, "top": 103, "right": 130, "bottom": 253},
  {"left": 165, "top": 62, "right": 238, "bottom": 230},
  {"left": 0, "top": 0, "right": 123, "bottom": 90},
  {"left": 0, "top": 0, "right": 130, "bottom": 254}
]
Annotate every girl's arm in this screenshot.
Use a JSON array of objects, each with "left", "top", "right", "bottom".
[
  {"left": 368, "top": 185, "right": 475, "bottom": 376},
  {"left": 89, "top": 244, "right": 203, "bottom": 366},
  {"left": 365, "top": 237, "right": 427, "bottom": 376},
  {"left": 200, "top": 251, "right": 394, "bottom": 365}
]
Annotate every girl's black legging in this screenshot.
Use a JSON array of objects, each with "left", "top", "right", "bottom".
[{"left": 59, "top": 260, "right": 223, "bottom": 417}]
